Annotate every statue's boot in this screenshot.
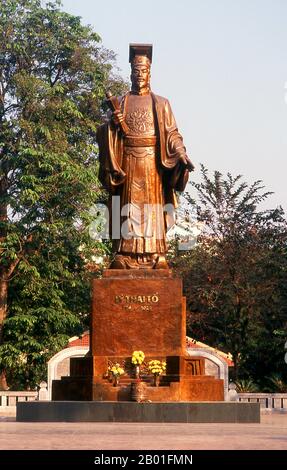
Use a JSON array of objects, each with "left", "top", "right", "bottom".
[
  {"left": 110, "top": 255, "right": 129, "bottom": 269},
  {"left": 110, "top": 253, "right": 168, "bottom": 269},
  {"left": 153, "top": 254, "right": 169, "bottom": 270}
]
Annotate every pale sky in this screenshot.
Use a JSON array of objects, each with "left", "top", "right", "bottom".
[{"left": 61, "top": 0, "right": 287, "bottom": 211}]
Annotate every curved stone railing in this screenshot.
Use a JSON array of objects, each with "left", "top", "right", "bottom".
[
  {"left": 0, "top": 391, "right": 38, "bottom": 408},
  {"left": 238, "top": 393, "right": 287, "bottom": 410},
  {"left": 1, "top": 390, "right": 287, "bottom": 412}
]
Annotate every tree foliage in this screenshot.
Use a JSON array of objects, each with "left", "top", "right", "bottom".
[
  {"left": 0, "top": 0, "right": 127, "bottom": 388},
  {"left": 172, "top": 165, "right": 287, "bottom": 384}
]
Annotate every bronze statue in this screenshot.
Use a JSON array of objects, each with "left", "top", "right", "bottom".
[{"left": 97, "top": 44, "right": 194, "bottom": 269}]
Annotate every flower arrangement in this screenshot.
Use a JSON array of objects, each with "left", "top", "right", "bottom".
[
  {"left": 132, "top": 350, "right": 145, "bottom": 365},
  {"left": 148, "top": 360, "right": 166, "bottom": 386},
  {"left": 131, "top": 350, "right": 145, "bottom": 378},
  {"left": 108, "top": 363, "right": 125, "bottom": 386},
  {"left": 110, "top": 363, "right": 125, "bottom": 377}
]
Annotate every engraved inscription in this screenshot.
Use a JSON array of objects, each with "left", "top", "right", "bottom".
[
  {"left": 114, "top": 293, "right": 159, "bottom": 312},
  {"left": 115, "top": 294, "right": 159, "bottom": 304}
]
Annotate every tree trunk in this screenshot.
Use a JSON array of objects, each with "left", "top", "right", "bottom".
[
  {"left": 0, "top": 175, "right": 9, "bottom": 390},
  {"left": 0, "top": 177, "right": 8, "bottom": 326},
  {"left": 0, "top": 278, "right": 8, "bottom": 342},
  {"left": 0, "top": 370, "right": 8, "bottom": 391},
  {"left": 0, "top": 278, "right": 8, "bottom": 390}
]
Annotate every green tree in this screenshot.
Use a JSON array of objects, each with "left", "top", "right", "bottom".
[
  {"left": 172, "top": 165, "right": 287, "bottom": 383},
  {"left": 0, "top": 0, "right": 127, "bottom": 389}
]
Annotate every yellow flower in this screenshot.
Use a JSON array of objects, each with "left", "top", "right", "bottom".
[
  {"left": 148, "top": 359, "right": 166, "bottom": 376},
  {"left": 108, "top": 363, "right": 125, "bottom": 377},
  {"left": 132, "top": 350, "right": 145, "bottom": 365}
]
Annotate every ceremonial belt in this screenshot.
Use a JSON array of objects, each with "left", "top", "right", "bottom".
[{"left": 124, "top": 135, "right": 157, "bottom": 147}]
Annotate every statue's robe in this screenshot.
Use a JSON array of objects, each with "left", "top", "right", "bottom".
[{"left": 96, "top": 92, "right": 193, "bottom": 256}]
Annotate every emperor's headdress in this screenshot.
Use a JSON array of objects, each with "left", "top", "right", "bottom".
[{"left": 129, "top": 43, "right": 153, "bottom": 68}]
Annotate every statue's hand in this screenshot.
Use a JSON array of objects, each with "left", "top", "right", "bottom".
[
  {"left": 112, "top": 171, "right": 122, "bottom": 181},
  {"left": 112, "top": 110, "right": 124, "bottom": 127},
  {"left": 186, "top": 156, "right": 195, "bottom": 171},
  {"left": 179, "top": 154, "right": 195, "bottom": 171},
  {"left": 111, "top": 170, "right": 125, "bottom": 186}
]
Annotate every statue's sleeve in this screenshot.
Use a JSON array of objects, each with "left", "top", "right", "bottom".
[
  {"left": 96, "top": 122, "right": 126, "bottom": 193},
  {"left": 164, "top": 100, "right": 187, "bottom": 160},
  {"left": 163, "top": 100, "right": 194, "bottom": 192}
]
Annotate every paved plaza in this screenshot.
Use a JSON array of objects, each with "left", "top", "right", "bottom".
[{"left": 0, "top": 413, "right": 287, "bottom": 450}]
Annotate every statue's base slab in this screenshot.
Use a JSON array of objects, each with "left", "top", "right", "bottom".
[
  {"left": 52, "top": 374, "right": 224, "bottom": 402},
  {"left": 16, "top": 401, "right": 260, "bottom": 423}
]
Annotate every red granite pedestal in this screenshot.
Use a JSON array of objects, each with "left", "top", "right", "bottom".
[{"left": 52, "top": 270, "right": 224, "bottom": 402}]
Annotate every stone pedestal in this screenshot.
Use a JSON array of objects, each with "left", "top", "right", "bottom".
[
  {"left": 92, "top": 270, "right": 185, "bottom": 358},
  {"left": 52, "top": 270, "right": 224, "bottom": 402}
]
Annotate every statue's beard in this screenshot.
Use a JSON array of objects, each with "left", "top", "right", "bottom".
[{"left": 131, "top": 81, "right": 150, "bottom": 95}]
